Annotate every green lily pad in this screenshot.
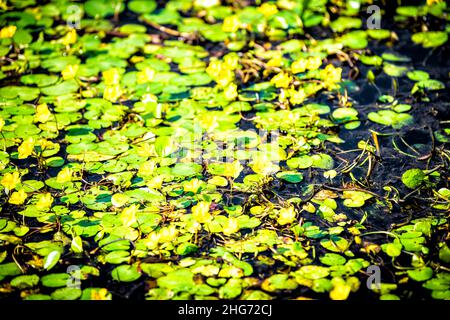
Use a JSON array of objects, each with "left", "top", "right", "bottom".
[
  {"left": 368, "top": 110, "right": 413, "bottom": 129},
  {"left": 412, "top": 31, "right": 448, "bottom": 48},
  {"left": 401, "top": 169, "right": 425, "bottom": 189},
  {"left": 276, "top": 171, "right": 303, "bottom": 183},
  {"left": 320, "top": 253, "right": 347, "bottom": 266},
  {"left": 157, "top": 269, "right": 195, "bottom": 292},
  {"left": 11, "top": 274, "right": 40, "bottom": 289},
  {"left": 111, "top": 264, "right": 141, "bottom": 282},
  {"left": 408, "top": 267, "right": 433, "bottom": 282}
]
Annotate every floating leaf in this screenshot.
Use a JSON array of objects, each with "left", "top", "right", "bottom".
[
  {"left": 43, "top": 250, "right": 61, "bottom": 270},
  {"left": 408, "top": 267, "right": 433, "bottom": 282},
  {"left": 401, "top": 169, "right": 425, "bottom": 189},
  {"left": 111, "top": 264, "right": 141, "bottom": 282}
]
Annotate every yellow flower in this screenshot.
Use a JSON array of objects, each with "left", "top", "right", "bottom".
[
  {"left": 61, "top": 29, "right": 77, "bottom": 46},
  {"left": 141, "top": 93, "right": 158, "bottom": 104},
  {"left": 145, "top": 232, "right": 161, "bottom": 248},
  {"left": 36, "top": 193, "right": 54, "bottom": 210},
  {"left": 216, "top": 69, "right": 234, "bottom": 87},
  {"left": 257, "top": 3, "right": 279, "bottom": 17},
  {"left": 0, "top": 117, "right": 5, "bottom": 131},
  {"left": 249, "top": 156, "right": 279, "bottom": 175},
  {"left": 330, "top": 282, "right": 351, "bottom": 300},
  {"left": 103, "top": 85, "right": 123, "bottom": 102},
  {"left": 138, "top": 160, "right": 156, "bottom": 177},
  {"left": 320, "top": 64, "right": 342, "bottom": 90},
  {"left": 90, "top": 288, "right": 111, "bottom": 300},
  {"left": 136, "top": 142, "right": 153, "bottom": 158},
  {"left": 289, "top": 88, "right": 306, "bottom": 105},
  {"left": 277, "top": 206, "right": 296, "bottom": 225},
  {"left": 18, "top": 137, "right": 35, "bottom": 159},
  {"left": 192, "top": 201, "right": 212, "bottom": 223},
  {"left": 0, "top": 25, "right": 17, "bottom": 38},
  {"left": 199, "top": 114, "right": 218, "bottom": 132},
  {"left": 103, "top": 68, "right": 121, "bottom": 86},
  {"left": 222, "top": 15, "right": 240, "bottom": 33},
  {"left": 38, "top": 138, "right": 56, "bottom": 151},
  {"left": 271, "top": 71, "right": 292, "bottom": 88},
  {"left": 206, "top": 59, "right": 236, "bottom": 88},
  {"left": 1, "top": 171, "right": 20, "bottom": 191},
  {"left": 61, "top": 64, "right": 79, "bottom": 80},
  {"left": 224, "top": 83, "right": 238, "bottom": 101},
  {"left": 206, "top": 59, "right": 222, "bottom": 77},
  {"left": 56, "top": 167, "right": 73, "bottom": 183},
  {"left": 34, "top": 103, "right": 52, "bottom": 123},
  {"left": 9, "top": 188, "right": 27, "bottom": 205},
  {"left": 291, "top": 58, "right": 307, "bottom": 74},
  {"left": 120, "top": 204, "right": 138, "bottom": 227},
  {"left": 305, "top": 56, "right": 322, "bottom": 70},
  {"left": 223, "top": 53, "right": 239, "bottom": 70},
  {"left": 136, "top": 67, "right": 155, "bottom": 84},
  {"left": 183, "top": 178, "right": 203, "bottom": 194},
  {"left": 223, "top": 217, "right": 239, "bottom": 235},
  {"left": 223, "top": 160, "right": 243, "bottom": 179},
  {"left": 147, "top": 175, "right": 164, "bottom": 190},
  {"left": 267, "top": 55, "right": 283, "bottom": 68},
  {"left": 159, "top": 225, "right": 178, "bottom": 242}
]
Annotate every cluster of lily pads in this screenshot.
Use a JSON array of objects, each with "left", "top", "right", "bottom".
[{"left": 0, "top": 0, "right": 449, "bottom": 300}]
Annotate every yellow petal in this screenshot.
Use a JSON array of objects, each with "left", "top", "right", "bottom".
[
  {"left": 0, "top": 26, "right": 17, "bottom": 38},
  {"left": 103, "top": 68, "right": 121, "bottom": 86},
  {"left": 305, "top": 56, "right": 322, "bottom": 70},
  {"left": 223, "top": 53, "right": 239, "bottom": 70},
  {"left": 257, "top": 3, "right": 279, "bottom": 17},
  {"left": 330, "top": 283, "right": 351, "bottom": 300},
  {"left": 159, "top": 225, "right": 178, "bottom": 242},
  {"left": 1, "top": 171, "right": 20, "bottom": 191},
  {"left": 223, "top": 217, "right": 239, "bottom": 235},
  {"left": 277, "top": 206, "right": 297, "bottom": 225},
  {"left": 35, "top": 103, "right": 52, "bottom": 123},
  {"left": 224, "top": 83, "right": 238, "bottom": 101},
  {"left": 103, "top": 85, "right": 122, "bottom": 102},
  {"left": 61, "top": 64, "right": 79, "bottom": 80},
  {"left": 56, "top": 167, "right": 73, "bottom": 183},
  {"left": 120, "top": 204, "right": 138, "bottom": 227},
  {"left": 145, "top": 232, "right": 161, "bottom": 248},
  {"left": 183, "top": 178, "right": 203, "bottom": 194},
  {"left": 146, "top": 175, "right": 164, "bottom": 190},
  {"left": 289, "top": 88, "right": 306, "bottom": 105},
  {"left": 222, "top": 15, "right": 240, "bottom": 33},
  {"left": 9, "top": 188, "right": 27, "bottom": 205},
  {"left": 91, "top": 288, "right": 110, "bottom": 300},
  {"left": 36, "top": 193, "right": 54, "bottom": 210},
  {"left": 223, "top": 160, "right": 243, "bottom": 179},
  {"left": 138, "top": 160, "right": 156, "bottom": 177},
  {"left": 192, "top": 201, "right": 211, "bottom": 223},
  {"left": 18, "top": 137, "right": 35, "bottom": 159},
  {"left": 291, "top": 58, "right": 307, "bottom": 74},
  {"left": 216, "top": 69, "right": 234, "bottom": 87},
  {"left": 61, "top": 29, "right": 77, "bottom": 46},
  {"left": 271, "top": 72, "right": 292, "bottom": 88},
  {"left": 250, "top": 156, "right": 279, "bottom": 176},
  {"left": 136, "top": 67, "right": 155, "bottom": 84}
]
